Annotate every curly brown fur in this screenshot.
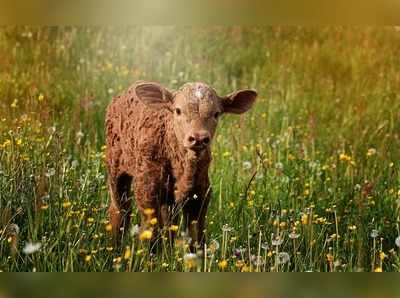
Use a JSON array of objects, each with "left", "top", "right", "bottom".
[{"left": 105, "top": 81, "right": 257, "bottom": 246}]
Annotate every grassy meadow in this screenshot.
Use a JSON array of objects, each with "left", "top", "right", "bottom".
[{"left": 1, "top": 27, "right": 400, "bottom": 272}]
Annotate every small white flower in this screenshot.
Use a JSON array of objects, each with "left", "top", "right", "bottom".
[
  {"left": 45, "top": 168, "right": 56, "bottom": 177},
  {"left": 309, "top": 161, "right": 317, "bottom": 169},
  {"left": 179, "top": 232, "right": 192, "bottom": 244},
  {"left": 395, "top": 236, "right": 400, "bottom": 248},
  {"left": 76, "top": 131, "right": 84, "bottom": 139},
  {"left": 71, "top": 160, "right": 79, "bottom": 169},
  {"left": 289, "top": 232, "right": 300, "bottom": 239},
  {"left": 256, "top": 173, "right": 264, "bottom": 180},
  {"left": 271, "top": 233, "right": 284, "bottom": 246},
  {"left": 108, "top": 88, "right": 114, "bottom": 95},
  {"left": 222, "top": 224, "right": 233, "bottom": 233},
  {"left": 23, "top": 242, "right": 41, "bottom": 255},
  {"left": 130, "top": 224, "right": 140, "bottom": 237}
]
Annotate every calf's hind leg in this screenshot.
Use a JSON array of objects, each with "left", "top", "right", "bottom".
[{"left": 108, "top": 173, "right": 133, "bottom": 237}]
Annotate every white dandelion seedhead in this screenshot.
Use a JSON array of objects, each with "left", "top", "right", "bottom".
[
  {"left": 277, "top": 252, "right": 290, "bottom": 265},
  {"left": 242, "top": 161, "right": 252, "bottom": 170},
  {"left": 208, "top": 239, "right": 220, "bottom": 253},
  {"left": 6, "top": 223, "right": 20, "bottom": 236},
  {"left": 23, "top": 242, "right": 42, "bottom": 255},
  {"left": 251, "top": 255, "right": 265, "bottom": 267},
  {"left": 370, "top": 229, "right": 379, "bottom": 238}
]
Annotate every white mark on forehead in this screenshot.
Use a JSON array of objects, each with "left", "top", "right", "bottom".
[{"left": 195, "top": 89, "right": 204, "bottom": 100}]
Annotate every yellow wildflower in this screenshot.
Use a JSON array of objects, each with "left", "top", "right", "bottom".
[
  {"left": 339, "top": 153, "right": 352, "bottom": 162},
  {"left": 143, "top": 208, "right": 155, "bottom": 216},
  {"left": 366, "top": 148, "right": 377, "bottom": 157},
  {"left": 183, "top": 253, "right": 198, "bottom": 270},
  {"left": 301, "top": 214, "right": 309, "bottom": 225},
  {"left": 139, "top": 229, "right": 153, "bottom": 241},
  {"left": 218, "top": 260, "right": 228, "bottom": 270},
  {"left": 113, "top": 257, "right": 122, "bottom": 264},
  {"left": 222, "top": 151, "right": 231, "bottom": 157},
  {"left": 10, "top": 99, "right": 18, "bottom": 108},
  {"left": 62, "top": 201, "right": 72, "bottom": 208},
  {"left": 348, "top": 225, "right": 357, "bottom": 231},
  {"left": 379, "top": 251, "right": 387, "bottom": 260},
  {"left": 124, "top": 246, "right": 131, "bottom": 260},
  {"left": 105, "top": 223, "right": 112, "bottom": 233},
  {"left": 169, "top": 225, "right": 179, "bottom": 232}
]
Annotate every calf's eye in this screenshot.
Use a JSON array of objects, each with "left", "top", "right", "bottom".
[
  {"left": 214, "top": 112, "right": 220, "bottom": 119},
  {"left": 175, "top": 108, "right": 181, "bottom": 115}
]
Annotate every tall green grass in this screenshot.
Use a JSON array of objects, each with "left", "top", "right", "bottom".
[{"left": 1, "top": 27, "right": 400, "bottom": 271}]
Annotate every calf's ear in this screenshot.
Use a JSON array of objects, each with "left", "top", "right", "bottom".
[
  {"left": 135, "top": 81, "right": 173, "bottom": 111},
  {"left": 220, "top": 89, "right": 257, "bottom": 114}
]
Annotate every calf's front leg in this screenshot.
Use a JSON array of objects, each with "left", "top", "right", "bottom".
[{"left": 108, "top": 173, "right": 133, "bottom": 238}]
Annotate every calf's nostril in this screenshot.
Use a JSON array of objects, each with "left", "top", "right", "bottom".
[{"left": 203, "top": 137, "right": 210, "bottom": 144}]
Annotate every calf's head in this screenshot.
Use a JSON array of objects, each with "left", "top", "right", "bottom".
[{"left": 135, "top": 81, "right": 257, "bottom": 152}]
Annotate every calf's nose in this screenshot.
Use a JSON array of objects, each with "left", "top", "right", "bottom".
[{"left": 187, "top": 131, "right": 211, "bottom": 148}]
